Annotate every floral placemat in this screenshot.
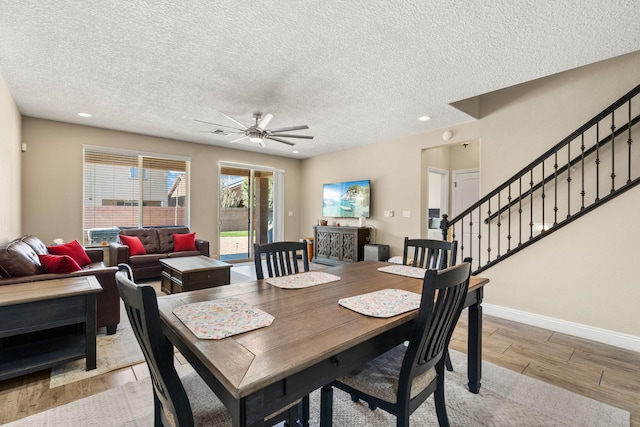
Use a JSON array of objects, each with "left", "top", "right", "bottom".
[
  {"left": 172, "top": 297, "right": 274, "bottom": 339},
  {"left": 265, "top": 271, "right": 341, "bottom": 289},
  {"left": 378, "top": 264, "right": 427, "bottom": 279},
  {"left": 338, "top": 288, "right": 421, "bottom": 318}
]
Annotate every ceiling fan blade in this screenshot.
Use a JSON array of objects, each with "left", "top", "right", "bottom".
[
  {"left": 269, "top": 133, "right": 314, "bottom": 139},
  {"left": 268, "top": 125, "right": 309, "bottom": 133},
  {"left": 265, "top": 136, "right": 296, "bottom": 146},
  {"left": 256, "top": 113, "right": 274, "bottom": 131},
  {"left": 194, "top": 119, "right": 246, "bottom": 132},
  {"left": 221, "top": 113, "right": 249, "bottom": 130},
  {"left": 229, "top": 135, "right": 248, "bottom": 144}
]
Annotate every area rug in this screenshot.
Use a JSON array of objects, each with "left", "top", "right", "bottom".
[
  {"left": 49, "top": 304, "right": 144, "bottom": 388},
  {"left": 10, "top": 350, "right": 629, "bottom": 426}
]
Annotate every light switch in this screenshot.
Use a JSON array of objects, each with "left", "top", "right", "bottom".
[
  {"left": 288, "top": 211, "right": 293, "bottom": 216},
  {"left": 402, "top": 210, "right": 411, "bottom": 218}
]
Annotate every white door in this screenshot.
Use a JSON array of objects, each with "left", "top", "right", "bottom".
[{"left": 451, "top": 169, "right": 480, "bottom": 264}]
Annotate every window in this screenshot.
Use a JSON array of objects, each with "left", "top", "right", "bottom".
[{"left": 83, "top": 146, "right": 190, "bottom": 244}]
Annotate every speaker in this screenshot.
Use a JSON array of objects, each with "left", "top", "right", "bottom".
[{"left": 364, "top": 244, "right": 390, "bottom": 262}]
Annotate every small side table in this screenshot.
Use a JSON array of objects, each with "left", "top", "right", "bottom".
[
  {"left": 160, "top": 256, "right": 232, "bottom": 294},
  {"left": 0, "top": 276, "right": 101, "bottom": 381}
]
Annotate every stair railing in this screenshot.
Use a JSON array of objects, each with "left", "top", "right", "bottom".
[{"left": 441, "top": 83, "right": 640, "bottom": 275}]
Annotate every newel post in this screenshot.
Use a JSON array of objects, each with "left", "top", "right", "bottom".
[{"left": 440, "top": 214, "right": 450, "bottom": 241}]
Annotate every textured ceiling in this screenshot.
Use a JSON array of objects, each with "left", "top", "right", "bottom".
[{"left": 1, "top": 1, "right": 639, "bottom": 158}]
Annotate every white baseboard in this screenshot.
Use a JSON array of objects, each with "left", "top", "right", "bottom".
[{"left": 483, "top": 303, "right": 640, "bottom": 353}]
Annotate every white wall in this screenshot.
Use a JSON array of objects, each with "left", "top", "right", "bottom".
[
  {"left": 0, "top": 72, "right": 21, "bottom": 243},
  {"left": 300, "top": 50, "right": 640, "bottom": 342}
]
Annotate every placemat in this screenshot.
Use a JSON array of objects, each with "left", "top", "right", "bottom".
[
  {"left": 265, "top": 271, "right": 341, "bottom": 289},
  {"left": 172, "top": 297, "right": 274, "bottom": 339},
  {"left": 377, "top": 264, "right": 427, "bottom": 279},
  {"left": 338, "top": 288, "right": 421, "bottom": 318}
]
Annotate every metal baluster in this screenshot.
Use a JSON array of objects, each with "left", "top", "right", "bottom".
[
  {"left": 554, "top": 151, "right": 558, "bottom": 226},
  {"left": 566, "top": 141, "right": 571, "bottom": 219},
  {"left": 610, "top": 111, "right": 616, "bottom": 193},
  {"left": 487, "top": 199, "right": 491, "bottom": 262},
  {"left": 541, "top": 161, "right": 545, "bottom": 234},
  {"left": 476, "top": 204, "right": 481, "bottom": 268},
  {"left": 468, "top": 210, "right": 473, "bottom": 266},
  {"left": 496, "top": 192, "right": 501, "bottom": 258},
  {"left": 595, "top": 122, "right": 600, "bottom": 202},
  {"left": 518, "top": 177, "right": 523, "bottom": 246},
  {"left": 580, "top": 133, "right": 586, "bottom": 210},
  {"left": 529, "top": 169, "right": 534, "bottom": 240},
  {"left": 507, "top": 184, "right": 512, "bottom": 252},
  {"left": 627, "top": 100, "right": 633, "bottom": 184}
]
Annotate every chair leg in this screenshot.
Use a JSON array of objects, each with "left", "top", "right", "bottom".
[
  {"left": 434, "top": 383, "right": 450, "bottom": 427},
  {"left": 445, "top": 351, "right": 453, "bottom": 372},
  {"left": 299, "top": 395, "right": 310, "bottom": 427},
  {"left": 320, "top": 385, "right": 333, "bottom": 427}
]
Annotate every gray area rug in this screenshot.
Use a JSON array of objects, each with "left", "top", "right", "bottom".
[{"left": 6, "top": 350, "right": 628, "bottom": 426}]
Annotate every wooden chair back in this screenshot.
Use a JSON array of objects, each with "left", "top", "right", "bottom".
[
  {"left": 254, "top": 241, "right": 309, "bottom": 280},
  {"left": 402, "top": 238, "right": 458, "bottom": 269},
  {"left": 116, "top": 264, "right": 194, "bottom": 427}
]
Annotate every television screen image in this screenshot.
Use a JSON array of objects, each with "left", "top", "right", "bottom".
[{"left": 322, "top": 179, "right": 370, "bottom": 218}]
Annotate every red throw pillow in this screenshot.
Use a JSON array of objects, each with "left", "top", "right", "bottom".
[
  {"left": 38, "top": 254, "right": 82, "bottom": 273},
  {"left": 173, "top": 232, "right": 196, "bottom": 252},
  {"left": 47, "top": 239, "right": 92, "bottom": 266},
  {"left": 119, "top": 234, "right": 147, "bottom": 256}
]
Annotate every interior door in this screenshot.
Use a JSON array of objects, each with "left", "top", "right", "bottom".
[{"left": 451, "top": 169, "right": 480, "bottom": 264}]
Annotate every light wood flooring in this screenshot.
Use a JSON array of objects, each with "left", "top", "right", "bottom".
[{"left": 1, "top": 262, "right": 639, "bottom": 425}]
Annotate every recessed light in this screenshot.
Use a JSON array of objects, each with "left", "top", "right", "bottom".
[
  {"left": 292, "top": 150, "right": 299, "bottom": 154},
  {"left": 78, "top": 112, "right": 92, "bottom": 118},
  {"left": 418, "top": 115, "right": 431, "bottom": 121}
]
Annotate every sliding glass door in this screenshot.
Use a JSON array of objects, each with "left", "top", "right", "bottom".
[{"left": 219, "top": 164, "right": 283, "bottom": 262}]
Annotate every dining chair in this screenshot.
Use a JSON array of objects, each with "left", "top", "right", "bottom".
[
  {"left": 254, "top": 241, "right": 309, "bottom": 280},
  {"left": 403, "top": 237, "right": 458, "bottom": 371},
  {"left": 115, "top": 264, "right": 309, "bottom": 427},
  {"left": 320, "top": 262, "right": 471, "bottom": 427},
  {"left": 402, "top": 237, "right": 458, "bottom": 269}
]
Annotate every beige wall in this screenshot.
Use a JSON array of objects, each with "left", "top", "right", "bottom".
[
  {"left": 0, "top": 73, "right": 21, "bottom": 243},
  {"left": 20, "top": 119, "right": 302, "bottom": 255},
  {"left": 301, "top": 50, "right": 640, "bottom": 338}
]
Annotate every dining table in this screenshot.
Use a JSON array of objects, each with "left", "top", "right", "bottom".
[{"left": 157, "top": 261, "right": 489, "bottom": 427}]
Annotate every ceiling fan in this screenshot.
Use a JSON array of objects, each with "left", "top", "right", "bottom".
[{"left": 196, "top": 113, "right": 313, "bottom": 147}]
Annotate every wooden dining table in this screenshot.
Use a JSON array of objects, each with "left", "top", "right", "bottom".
[{"left": 157, "top": 261, "right": 489, "bottom": 427}]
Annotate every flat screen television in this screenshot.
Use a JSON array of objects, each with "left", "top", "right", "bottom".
[{"left": 322, "top": 179, "right": 370, "bottom": 218}]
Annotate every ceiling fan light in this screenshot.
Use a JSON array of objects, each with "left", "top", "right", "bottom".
[{"left": 248, "top": 131, "right": 263, "bottom": 143}]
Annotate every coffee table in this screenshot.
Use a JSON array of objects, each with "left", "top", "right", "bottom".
[{"left": 160, "top": 256, "right": 232, "bottom": 294}]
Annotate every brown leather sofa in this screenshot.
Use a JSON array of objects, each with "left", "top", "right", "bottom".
[
  {"left": 0, "top": 235, "right": 120, "bottom": 334},
  {"left": 109, "top": 227, "right": 210, "bottom": 280}
]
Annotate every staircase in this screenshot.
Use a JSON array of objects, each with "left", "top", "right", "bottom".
[{"left": 441, "top": 83, "right": 640, "bottom": 275}]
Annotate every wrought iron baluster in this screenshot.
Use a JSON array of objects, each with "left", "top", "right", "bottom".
[
  {"left": 541, "top": 161, "right": 545, "bottom": 234},
  {"left": 496, "top": 192, "right": 501, "bottom": 258},
  {"left": 566, "top": 141, "right": 571, "bottom": 219},
  {"left": 487, "top": 199, "right": 491, "bottom": 262},
  {"left": 610, "top": 111, "right": 616, "bottom": 193},
  {"left": 476, "top": 204, "right": 481, "bottom": 268},
  {"left": 507, "top": 184, "right": 512, "bottom": 252},
  {"left": 554, "top": 151, "right": 559, "bottom": 226},
  {"left": 518, "top": 176, "right": 523, "bottom": 246},
  {"left": 580, "top": 133, "right": 586, "bottom": 210},
  {"left": 529, "top": 169, "right": 534, "bottom": 240},
  {"left": 595, "top": 122, "right": 600, "bottom": 202},
  {"left": 628, "top": 100, "right": 633, "bottom": 184}
]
